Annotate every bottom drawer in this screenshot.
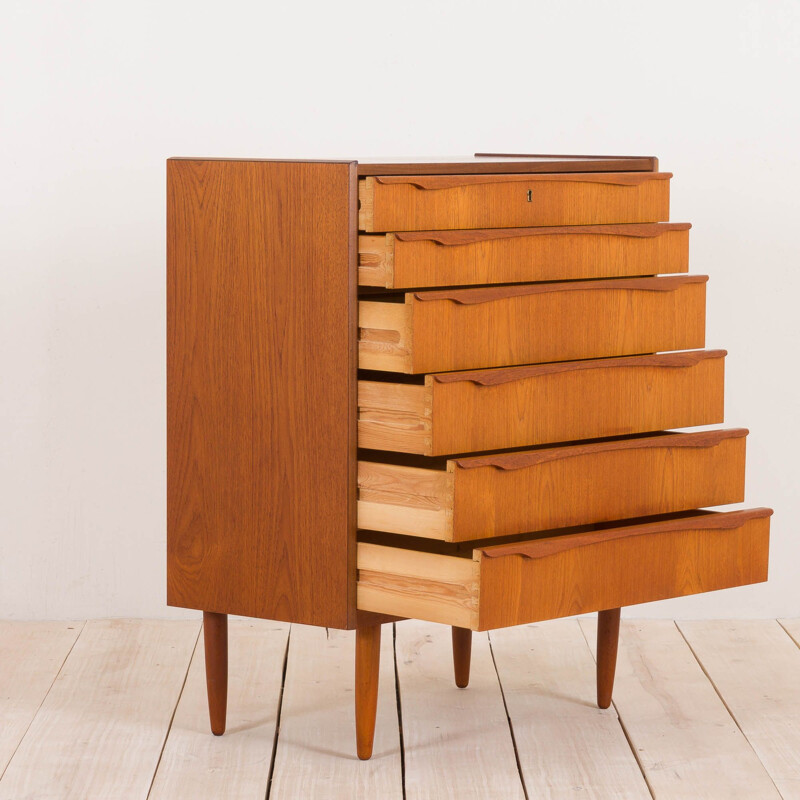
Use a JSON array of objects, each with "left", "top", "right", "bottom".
[{"left": 357, "top": 508, "right": 771, "bottom": 630}]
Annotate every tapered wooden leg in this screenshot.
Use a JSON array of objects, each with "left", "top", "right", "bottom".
[
  {"left": 452, "top": 626, "right": 472, "bottom": 688},
  {"left": 355, "top": 624, "right": 382, "bottom": 760},
  {"left": 597, "top": 607, "right": 621, "bottom": 709},
  {"left": 203, "top": 611, "right": 228, "bottom": 735}
]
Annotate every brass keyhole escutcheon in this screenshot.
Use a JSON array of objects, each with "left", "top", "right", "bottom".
[{"left": 526, "top": 189, "right": 532, "bottom": 202}]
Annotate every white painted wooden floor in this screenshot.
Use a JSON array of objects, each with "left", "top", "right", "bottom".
[{"left": 1, "top": 618, "right": 799, "bottom": 799}]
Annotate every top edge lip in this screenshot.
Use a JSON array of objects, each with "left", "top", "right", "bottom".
[
  {"left": 450, "top": 427, "right": 751, "bottom": 471},
  {"left": 371, "top": 172, "right": 672, "bottom": 187},
  {"left": 391, "top": 222, "right": 692, "bottom": 242},
  {"left": 477, "top": 507, "right": 775, "bottom": 560},
  {"left": 431, "top": 349, "right": 729, "bottom": 386},
  {"left": 410, "top": 274, "right": 708, "bottom": 304}
]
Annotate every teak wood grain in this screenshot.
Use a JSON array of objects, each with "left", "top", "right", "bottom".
[
  {"left": 167, "top": 159, "right": 357, "bottom": 628},
  {"left": 358, "top": 350, "right": 726, "bottom": 456},
  {"left": 358, "top": 172, "right": 671, "bottom": 232},
  {"left": 358, "top": 223, "right": 690, "bottom": 288},
  {"left": 359, "top": 275, "right": 707, "bottom": 373},
  {"left": 356, "top": 509, "right": 772, "bottom": 631},
  {"left": 357, "top": 429, "right": 747, "bottom": 541}
]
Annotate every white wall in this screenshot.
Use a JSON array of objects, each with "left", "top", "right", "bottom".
[{"left": 1, "top": 0, "right": 798, "bottom": 620}]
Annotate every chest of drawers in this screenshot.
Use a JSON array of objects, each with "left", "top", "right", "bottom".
[{"left": 167, "top": 153, "right": 772, "bottom": 760}]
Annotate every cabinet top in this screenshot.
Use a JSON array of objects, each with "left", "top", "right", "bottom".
[
  {"left": 357, "top": 153, "right": 658, "bottom": 175},
  {"left": 168, "top": 153, "right": 659, "bottom": 176}
]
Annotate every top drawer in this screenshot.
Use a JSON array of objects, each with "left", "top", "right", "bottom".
[{"left": 358, "top": 172, "right": 672, "bottom": 232}]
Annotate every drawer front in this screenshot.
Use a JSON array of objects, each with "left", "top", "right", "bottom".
[
  {"left": 358, "top": 172, "right": 671, "bottom": 232},
  {"left": 358, "top": 350, "right": 726, "bottom": 456},
  {"left": 359, "top": 275, "right": 707, "bottom": 374},
  {"left": 357, "top": 429, "right": 747, "bottom": 541},
  {"left": 358, "top": 223, "right": 691, "bottom": 289},
  {"left": 356, "top": 508, "right": 772, "bottom": 630}
]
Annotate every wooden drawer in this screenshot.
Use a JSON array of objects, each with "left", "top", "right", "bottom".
[
  {"left": 357, "top": 508, "right": 772, "bottom": 630},
  {"left": 358, "top": 429, "right": 747, "bottom": 541},
  {"left": 359, "top": 275, "right": 707, "bottom": 373},
  {"left": 359, "top": 223, "right": 691, "bottom": 288},
  {"left": 358, "top": 350, "right": 725, "bottom": 455},
  {"left": 358, "top": 172, "right": 671, "bottom": 232}
]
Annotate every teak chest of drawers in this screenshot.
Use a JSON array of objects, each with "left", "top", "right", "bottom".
[{"left": 167, "top": 153, "right": 772, "bottom": 760}]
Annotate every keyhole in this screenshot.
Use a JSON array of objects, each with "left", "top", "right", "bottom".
[{"left": 526, "top": 189, "right": 532, "bottom": 202}]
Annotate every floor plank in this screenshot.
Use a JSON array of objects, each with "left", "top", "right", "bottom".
[
  {"left": 396, "top": 620, "right": 525, "bottom": 800},
  {"left": 490, "top": 620, "right": 650, "bottom": 799},
  {"left": 680, "top": 620, "right": 800, "bottom": 799},
  {"left": 0, "top": 621, "right": 84, "bottom": 779},
  {"left": 0, "top": 619, "right": 199, "bottom": 800},
  {"left": 579, "top": 619, "right": 779, "bottom": 800},
  {"left": 269, "top": 624, "right": 402, "bottom": 800},
  {"left": 149, "top": 619, "right": 289, "bottom": 800}
]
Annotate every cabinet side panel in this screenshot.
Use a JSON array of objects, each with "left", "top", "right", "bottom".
[{"left": 167, "top": 159, "right": 355, "bottom": 628}]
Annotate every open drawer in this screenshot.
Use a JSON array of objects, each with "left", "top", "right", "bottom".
[
  {"left": 359, "top": 275, "right": 707, "bottom": 373},
  {"left": 358, "top": 223, "right": 691, "bottom": 289},
  {"left": 358, "top": 172, "right": 672, "bottom": 232},
  {"left": 358, "top": 429, "right": 747, "bottom": 541},
  {"left": 357, "top": 508, "right": 772, "bottom": 630},
  {"left": 358, "top": 350, "right": 726, "bottom": 456}
]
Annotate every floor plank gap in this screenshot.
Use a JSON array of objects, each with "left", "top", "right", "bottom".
[
  {"left": 579, "top": 618, "right": 780, "bottom": 799},
  {"left": 145, "top": 625, "right": 202, "bottom": 800},
  {"left": 493, "top": 620, "right": 649, "bottom": 799},
  {"left": 576, "top": 618, "right": 656, "bottom": 800},
  {"left": 395, "top": 621, "right": 524, "bottom": 799},
  {"left": 264, "top": 624, "right": 292, "bottom": 800},
  {"left": 148, "top": 619, "right": 290, "bottom": 800},
  {"left": 487, "top": 631, "right": 530, "bottom": 800},
  {"left": 777, "top": 618, "right": 800, "bottom": 650},
  {"left": 0, "top": 621, "right": 86, "bottom": 783},
  {"left": 674, "top": 619, "right": 783, "bottom": 798},
  {"left": 269, "top": 625, "right": 402, "bottom": 799},
  {"left": 678, "top": 620, "right": 800, "bottom": 799},
  {"left": 392, "top": 623, "right": 407, "bottom": 800},
  {"left": 0, "top": 620, "right": 201, "bottom": 800}
]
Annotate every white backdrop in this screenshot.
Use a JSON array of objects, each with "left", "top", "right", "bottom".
[{"left": 1, "top": 0, "right": 798, "bottom": 620}]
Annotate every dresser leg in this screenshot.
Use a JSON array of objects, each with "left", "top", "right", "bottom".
[
  {"left": 596, "top": 607, "right": 621, "bottom": 709},
  {"left": 355, "top": 623, "right": 381, "bottom": 760},
  {"left": 203, "top": 611, "right": 228, "bottom": 735},
  {"left": 451, "top": 626, "right": 472, "bottom": 688}
]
